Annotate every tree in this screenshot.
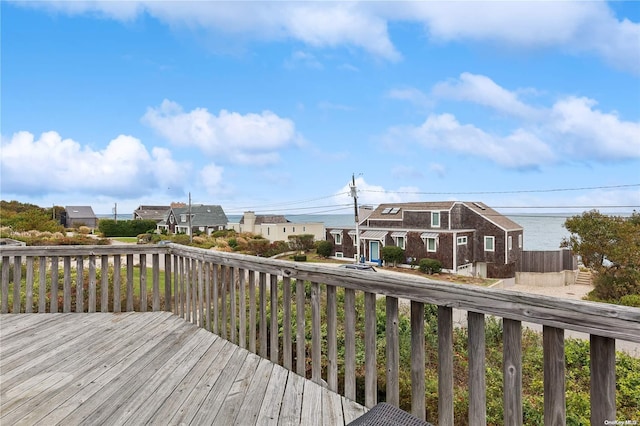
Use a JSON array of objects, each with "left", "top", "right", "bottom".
[
  {"left": 315, "top": 240, "right": 333, "bottom": 258},
  {"left": 562, "top": 210, "right": 640, "bottom": 302},
  {"left": 381, "top": 245, "right": 405, "bottom": 267},
  {"left": 288, "top": 234, "right": 315, "bottom": 252}
]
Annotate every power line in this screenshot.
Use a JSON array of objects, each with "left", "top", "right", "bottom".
[{"left": 359, "top": 183, "right": 640, "bottom": 196}]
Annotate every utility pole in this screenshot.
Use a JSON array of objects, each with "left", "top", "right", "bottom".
[
  {"left": 188, "top": 192, "right": 193, "bottom": 243},
  {"left": 114, "top": 203, "right": 117, "bottom": 222},
  {"left": 350, "top": 174, "right": 361, "bottom": 263}
]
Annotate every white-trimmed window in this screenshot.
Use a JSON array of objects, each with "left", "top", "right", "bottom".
[
  {"left": 484, "top": 236, "right": 495, "bottom": 252},
  {"left": 431, "top": 212, "right": 440, "bottom": 228},
  {"left": 335, "top": 233, "right": 342, "bottom": 245},
  {"left": 518, "top": 234, "right": 523, "bottom": 248},
  {"left": 336, "top": 252, "right": 343, "bottom": 258},
  {"left": 180, "top": 214, "right": 187, "bottom": 223},
  {"left": 426, "top": 237, "right": 437, "bottom": 252},
  {"left": 508, "top": 236, "right": 513, "bottom": 250},
  {"left": 457, "top": 236, "right": 467, "bottom": 245},
  {"left": 395, "top": 236, "right": 405, "bottom": 249}
]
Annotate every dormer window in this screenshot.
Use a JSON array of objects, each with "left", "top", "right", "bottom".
[{"left": 431, "top": 212, "right": 440, "bottom": 228}]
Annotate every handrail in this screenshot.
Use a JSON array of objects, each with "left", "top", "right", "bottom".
[{"left": 1, "top": 244, "right": 638, "bottom": 425}]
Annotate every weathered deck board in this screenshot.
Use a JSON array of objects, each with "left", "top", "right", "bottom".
[{"left": 0, "top": 312, "right": 365, "bottom": 425}]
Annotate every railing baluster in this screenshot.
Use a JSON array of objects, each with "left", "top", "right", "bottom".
[
  {"left": 205, "top": 262, "right": 211, "bottom": 331},
  {"left": 172, "top": 255, "right": 179, "bottom": 316},
  {"left": 25, "top": 257, "right": 34, "bottom": 313},
  {"left": 344, "top": 288, "right": 356, "bottom": 400},
  {"left": 220, "top": 265, "right": 226, "bottom": 338},
  {"left": 63, "top": 256, "right": 71, "bottom": 313},
  {"left": 295, "top": 278, "right": 306, "bottom": 377},
  {"left": 327, "top": 284, "right": 337, "bottom": 391},
  {"left": 38, "top": 257, "right": 46, "bottom": 313},
  {"left": 165, "top": 253, "right": 172, "bottom": 312},
  {"left": 212, "top": 264, "right": 219, "bottom": 334},
  {"left": 543, "top": 326, "right": 565, "bottom": 425},
  {"left": 249, "top": 270, "right": 256, "bottom": 353},
  {"left": 76, "top": 256, "right": 84, "bottom": 313},
  {"left": 503, "top": 319, "right": 523, "bottom": 426},
  {"left": 411, "top": 301, "right": 425, "bottom": 420},
  {"left": 126, "top": 254, "right": 134, "bottom": 312},
  {"left": 386, "top": 296, "right": 399, "bottom": 407},
  {"left": 198, "top": 260, "right": 204, "bottom": 327},
  {"left": 239, "top": 268, "right": 246, "bottom": 349},
  {"left": 191, "top": 258, "right": 197, "bottom": 324},
  {"left": 311, "top": 282, "right": 321, "bottom": 384},
  {"left": 1, "top": 256, "right": 9, "bottom": 313},
  {"left": 101, "top": 255, "right": 109, "bottom": 312},
  {"left": 259, "top": 272, "right": 267, "bottom": 358},
  {"left": 153, "top": 253, "right": 160, "bottom": 312},
  {"left": 140, "top": 254, "right": 147, "bottom": 313},
  {"left": 13, "top": 255, "right": 22, "bottom": 313},
  {"left": 590, "top": 335, "right": 616, "bottom": 425},
  {"left": 178, "top": 256, "right": 184, "bottom": 318},
  {"left": 468, "top": 312, "right": 486, "bottom": 426},
  {"left": 364, "top": 291, "right": 377, "bottom": 408},
  {"left": 185, "top": 258, "right": 191, "bottom": 322},
  {"left": 282, "top": 276, "right": 291, "bottom": 369},
  {"left": 438, "top": 306, "right": 454, "bottom": 426},
  {"left": 50, "top": 256, "right": 59, "bottom": 313},
  {"left": 88, "top": 255, "right": 96, "bottom": 313},
  {"left": 113, "top": 255, "right": 120, "bottom": 313},
  {"left": 230, "top": 267, "right": 237, "bottom": 342},
  {"left": 270, "top": 274, "right": 279, "bottom": 363}
]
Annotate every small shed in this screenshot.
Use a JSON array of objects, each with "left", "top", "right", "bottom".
[{"left": 63, "top": 206, "right": 98, "bottom": 229}]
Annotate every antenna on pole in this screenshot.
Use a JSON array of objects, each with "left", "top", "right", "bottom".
[{"left": 350, "top": 174, "right": 361, "bottom": 263}]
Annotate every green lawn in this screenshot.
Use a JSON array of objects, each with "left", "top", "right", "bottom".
[{"left": 111, "top": 237, "right": 138, "bottom": 243}]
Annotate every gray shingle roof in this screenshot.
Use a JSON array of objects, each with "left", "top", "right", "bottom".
[
  {"left": 172, "top": 205, "right": 228, "bottom": 226},
  {"left": 65, "top": 206, "right": 96, "bottom": 219}
]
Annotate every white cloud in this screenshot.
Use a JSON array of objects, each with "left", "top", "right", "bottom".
[
  {"left": 551, "top": 97, "right": 640, "bottom": 160},
  {"left": 0, "top": 131, "right": 189, "bottom": 197},
  {"left": 15, "top": 1, "right": 637, "bottom": 72},
  {"left": 199, "top": 163, "right": 226, "bottom": 195},
  {"left": 387, "top": 87, "right": 433, "bottom": 108},
  {"left": 142, "top": 99, "right": 301, "bottom": 166},
  {"left": 387, "top": 73, "right": 640, "bottom": 167},
  {"left": 334, "top": 176, "right": 422, "bottom": 207},
  {"left": 432, "top": 73, "right": 541, "bottom": 119}
]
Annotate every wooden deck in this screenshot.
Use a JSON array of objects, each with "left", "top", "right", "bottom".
[{"left": 0, "top": 312, "right": 366, "bottom": 425}]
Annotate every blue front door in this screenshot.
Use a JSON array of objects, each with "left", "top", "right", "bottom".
[{"left": 369, "top": 241, "right": 380, "bottom": 263}]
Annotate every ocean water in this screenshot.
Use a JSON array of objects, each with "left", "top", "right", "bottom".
[{"left": 228, "top": 213, "right": 572, "bottom": 251}]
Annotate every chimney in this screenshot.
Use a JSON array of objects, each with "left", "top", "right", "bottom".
[{"left": 244, "top": 211, "right": 256, "bottom": 233}]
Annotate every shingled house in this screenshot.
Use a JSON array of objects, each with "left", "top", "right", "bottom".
[
  {"left": 133, "top": 205, "right": 170, "bottom": 223},
  {"left": 157, "top": 204, "right": 228, "bottom": 236},
  {"left": 326, "top": 201, "right": 523, "bottom": 278},
  {"left": 62, "top": 206, "right": 98, "bottom": 229}
]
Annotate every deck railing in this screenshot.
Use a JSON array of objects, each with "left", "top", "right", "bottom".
[{"left": 1, "top": 244, "right": 639, "bottom": 425}]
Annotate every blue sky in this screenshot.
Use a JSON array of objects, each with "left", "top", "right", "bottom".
[{"left": 2, "top": 1, "right": 639, "bottom": 216}]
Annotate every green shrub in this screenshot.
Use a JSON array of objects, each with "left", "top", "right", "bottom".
[
  {"left": 292, "top": 255, "right": 307, "bottom": 262},
  {"left": 619, "top": 294, "right": 640, "bottom": 307},
  {"left": 381, "top": 245, "right": 404, "bottom": 266},
  {"left": 315, "top": 240, "right": 333, "bottom": 258},
  {"left": 419, "top": 258, "right": 442, "bottom": 274},
  {"left": 99, "top": 219, "right": 158, "bottom": 237}
]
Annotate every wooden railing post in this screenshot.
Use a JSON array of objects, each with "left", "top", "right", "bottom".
[
  {"left": 164, "top": 253, "right": 172, "bottom": 312},
  {"left": 364, "top": 291, "right": 377, "bottom": 408},
  {"left": 88, "top": 255, "right": 96, "bottom": 313},
  {"left": 113, "top": 255, "right": 120, "bottom": 313},
  {"left": 239, "top": 268, "right": 246, "bottom": 350},
  {"left": 63, "top": 256, "right": 71, "bottom": 313},
  {"left": 295, "top": 279, "right": 306, "bottom": 377},
  {"left": 327, "top": 284, "right": 338, "bottom": 392},
  {"left": 51, "top": 256, "right": 59, "bottom": 313},
  {"left": 344, "top": 288, "right": 356, "bottom": 400},
  {"left": 590, "top": 335, "right": 616, "bottom": 425},
  {"left": 126, "top": 254, "right": 134, "bottom": 312},
  {"left": 2, "top": 256, "right": 10, "bottom": 313},
  {"left": 282, "top": 276, "right": 292, "bottom": 369},
  {"left": 386, "top": 296, "right": 400, "bottom": 407},
  {"left": 411, "top": 301, "right": 425, "bottom": 420},
  {"left": 468, "top": 312, "right": 486, "bottom": 426},
  {"left": 270, "top": 274, "right": 279, "bottom": 363},
  {"left": 543, "top": 326, "right": 565, "bottom": 425},
  {"left": 249, "top": 270, "right": 256, "bottom": 353},
  {"left": 152, "top": 253, "right": 160, "bottom": 312},
  {"left": 311, "top": 282, "right": 321, "bottom": 383},
  {"left": 259, "top": 272, "right": 267, "bottom": 358},
  {"left": 25, "top": 257, "right": 34, "bottom": 313},
  {"left": 13, "top": 256, "right": 22, "bottom": 313},
  {"left": 503, "top": 319, "right": 523, "bottom": 426},
  {"left": 101, "top": 255, "right": 109, "bottom": 312},
  {"left": 438, "top": 306, "right": 454, "bottom": 426}
]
